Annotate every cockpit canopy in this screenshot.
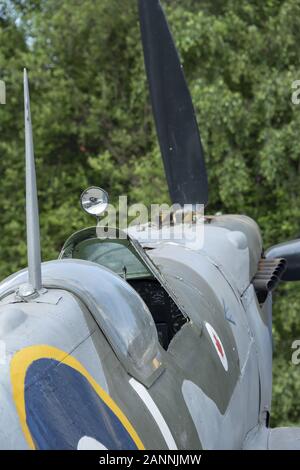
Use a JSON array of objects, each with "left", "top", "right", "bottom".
[
  {"left": 59, "top": 227, "right": 189, "bottom": 351},
  {"left": 60, "top": 227, "right": 152, "bottom": 280}
]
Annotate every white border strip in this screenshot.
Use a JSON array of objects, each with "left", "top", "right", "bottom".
[{"left": 129, "top": 378, "right": 178, "bottom": 450}]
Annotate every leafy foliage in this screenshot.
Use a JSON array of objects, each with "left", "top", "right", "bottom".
[{"left": 0, "top": 0, "right": 300, "bottom": 426}]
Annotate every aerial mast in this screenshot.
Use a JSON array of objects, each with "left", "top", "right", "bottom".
[{"left": 23, "top": 68, "right": 42, "bottom": 295}]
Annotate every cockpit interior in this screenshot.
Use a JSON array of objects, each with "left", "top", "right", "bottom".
[{"left": 60, "top": 228, "right": 187, "bottom": 349}]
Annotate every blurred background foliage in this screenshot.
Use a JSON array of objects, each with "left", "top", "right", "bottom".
[{"left": 0, "top": 0, "right": 300, "bottom": 426}]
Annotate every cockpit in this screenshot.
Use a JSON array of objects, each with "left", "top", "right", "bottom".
[{"left": 60, "top": 227, "right": 187, "bottom": 350}]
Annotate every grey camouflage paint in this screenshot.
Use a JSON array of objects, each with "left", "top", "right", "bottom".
[{"left": 0, "top": 215, "right": 299, "bottom": 449}]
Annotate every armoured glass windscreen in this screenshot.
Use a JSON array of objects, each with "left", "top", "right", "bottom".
[
  {"left": 60, "top": 228, "right": 153, "bottom": 280},
  {"left": 73, "top": 239, "right": 151, "bottom": 279}
]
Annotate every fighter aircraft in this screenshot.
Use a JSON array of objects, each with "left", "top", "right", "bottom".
[{"left": 0, "top": 0, "right": 299, "bottom": 450}]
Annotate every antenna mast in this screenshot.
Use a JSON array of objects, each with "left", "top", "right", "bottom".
[{"left": 23, "top": 68, "right": 42, "bottom": 293}]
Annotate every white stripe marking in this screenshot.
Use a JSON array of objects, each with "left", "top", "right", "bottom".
[{"left": 129, "top": 377, "right": 178, "bottom": 450}]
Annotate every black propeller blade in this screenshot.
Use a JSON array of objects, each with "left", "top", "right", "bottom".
[{"left": 138, "top": 0, "right": 208, "bottom": 206}]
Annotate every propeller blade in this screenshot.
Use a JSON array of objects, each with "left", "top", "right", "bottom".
[{"left": 138, "top": 0, "right": 208, "bottom": 206}]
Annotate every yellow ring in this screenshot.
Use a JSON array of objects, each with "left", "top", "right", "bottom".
[{"left": 10, "top": 345, "right": 145, "bottom": 450}]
